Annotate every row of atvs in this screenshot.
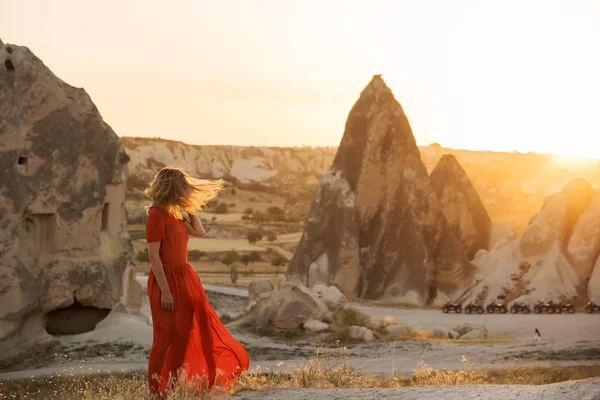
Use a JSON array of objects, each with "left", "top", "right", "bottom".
[{"left": 441, "top": 300, "right": 600, "bottom": 314}]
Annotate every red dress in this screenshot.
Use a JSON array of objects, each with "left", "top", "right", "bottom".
[{"left": 146, "top": 207, "right": 249, "bottom": 395}]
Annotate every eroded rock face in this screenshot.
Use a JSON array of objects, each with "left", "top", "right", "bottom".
[
  {"left": 286, "top": 75, "right": 473, "bottom": 305},
  {"left": 0, "top": 41, "right": 141, "bottom": 352},
  {"left": 430, "top": 154, "right": 492, "bottom": 259},
  {"left": 455, "top": 179, "right": 598, "bottom": 304}
]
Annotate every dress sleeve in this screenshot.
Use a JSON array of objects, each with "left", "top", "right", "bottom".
[{"left": 146, "top": 209, "right": 166, "bottom": 242}]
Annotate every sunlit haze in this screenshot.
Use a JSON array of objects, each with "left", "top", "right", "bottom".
[{"left": 2, "top": 0, "right": 600, "bottom": 158}]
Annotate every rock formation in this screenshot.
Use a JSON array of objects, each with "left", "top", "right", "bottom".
[
  {"left": 285, "top": 75, "right": 474, "bottom": 305},
  {"left": 429, "top": 154, "right": 515, "bottom": 259},
  {"left": 455, "top": 179, "right": 600, "bottom": 304},
  {"left": 0, "top": 40, "right": 141, "bottom": 352},
  {"left": 430, "top": 154, "right": 492, "bottom": 259}
]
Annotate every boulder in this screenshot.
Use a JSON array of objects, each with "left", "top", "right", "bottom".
[
  {"left": 248, "top": 279, "right": 274, "bottom": 303},
  {"left": 461, "top": 329, "right": 485, "bottom": 340},
  {"left": 366, "top": 320, "right": 382, "bottom": 330},
  {"left": 311, "top": 284, "right": 347, "bottom": 310},
  {"left": 256, "top": 282, "right": 328, "bottom": 331},
  {"left": 431, "top": 326, "right": 457, "bottom": 339},
  {"left": 0, "top": 40, "right": 141, "bottom": 352},
  {"left": 385, "top": 324, "right": 408, "bottom": 335},
  {"left": 286, "top": 75, "right": 474, "bottom": 305},
  {"left": 349, "top": 325, "right": 374, "bottom": 342},
  {"left": 303, "top": 319, "right": 329, "bottom": 333},
  {"left": 453, "top": 323, "right": 488, "bottom": 338}
]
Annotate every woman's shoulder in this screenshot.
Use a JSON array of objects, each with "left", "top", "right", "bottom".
[{"left": 147, "top": 206, "right": 165, "bottom": 218}]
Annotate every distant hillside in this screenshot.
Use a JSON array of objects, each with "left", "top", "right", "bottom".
[{"left": 121, "top": 137, "right": 600, "bottom": 233}]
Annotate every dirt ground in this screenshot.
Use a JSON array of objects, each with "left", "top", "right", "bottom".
[
  {"left": 228, "top": 379, "right": 600, "bottom": 400},
  {"left": 2, "top": 281, "right": 600, "bottom": 383}
]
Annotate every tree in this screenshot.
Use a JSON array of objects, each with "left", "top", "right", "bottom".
[
  {"left": 248, "top": 251, "right": 262, "bottom": 263},
  {"left": 246, "top": 230, "right": 263, "bottom": 244},
  {"left": 270, "top": 254, "right": 287, "bottom": 267},
  {"left": 244, "top": 207, "right": 254, "bottom": 215},
  {"left": 267, "top": 232, "right": 277, "bottom": 243},
  {"left": 267, "top": 206, "right": 284, "bottom": 215},
  {"left": 229, "top": 264, "right": 239, "bottom": 285},
  {"left": 215, "top": 203, "right": 229, "bottom": 214},
  {"left": 240, "top": 254, "right": 251, "bottom": 266},
  {"left": 136, "top": 249, "right": 149, "bottom": 262},
  {"left": 188, "top": 250, "right": 207, "bottom": 261},
  {"left": 221, "top": 250, "right": 239, "bottom": 267}
]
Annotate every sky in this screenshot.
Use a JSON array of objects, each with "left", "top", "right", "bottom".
[{"left": 2, "top": 0, "right": 600, "bottom": 157}]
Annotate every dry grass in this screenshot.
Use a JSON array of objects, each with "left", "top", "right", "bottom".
[
  {"left": 2, "top": 352, "right": 600, "bottom": 400},
  {"left": 380, "top": 327, "right": 514, "bottom": 344}
]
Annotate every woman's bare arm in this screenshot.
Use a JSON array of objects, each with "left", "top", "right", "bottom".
[
  {"left": 148, "top": 241, "right": 174, "bottom": 312},
  {"left": 183, "top": 212, "right": 205, "bottom": 237}
]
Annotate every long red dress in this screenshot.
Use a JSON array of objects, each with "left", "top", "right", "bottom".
[{"left": 146, "top": 207, "right": 249, "bottom": 395}]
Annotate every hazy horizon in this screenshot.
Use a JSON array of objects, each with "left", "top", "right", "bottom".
[{"left": 2, "top": 0, "right": 600, "bottom": 158}]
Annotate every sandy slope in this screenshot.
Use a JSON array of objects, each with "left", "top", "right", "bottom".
[{"left": 229, "top": 379, "right": 600, "bottom": 400}]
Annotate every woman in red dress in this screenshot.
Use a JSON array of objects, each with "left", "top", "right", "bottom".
[{"left": 144, "top": 167, "right": 249, "bottom": 397}]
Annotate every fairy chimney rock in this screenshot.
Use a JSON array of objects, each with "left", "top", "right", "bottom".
[
  {"left": 430, "top": 154, "right": 492, "bottom": 259},
  {"left": 0, "top": 41, "right": 141, "bottom": 352},
  {"left": 286, "top": 75, "right": 474, "bottom": 305}
]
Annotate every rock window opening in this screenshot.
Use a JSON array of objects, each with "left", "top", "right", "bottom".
[
  {"left": 45, "top": 300, "right": 111, "bottom": 335},
  {"left": 101, "top": 203, "right": 109, "bottom": 232},
  {"left": 17, "top": 156, "right": 27, "bottom": 165},
  {"left": 5, "top": 59, "right": 14, "bottom": 72},
  {"left": 25, "top": 213, "right": 56, "bottom": 254},
  {"left": 6, "top": 46, "right": 13, "bottom": 54}
]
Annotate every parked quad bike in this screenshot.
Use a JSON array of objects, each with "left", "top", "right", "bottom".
[
  {"left": 553, "top": 302, "right": 575, "bottom": 314},
  {"left": 464, "top": 303, "right": 484, "bottom": 314},
  {"left": 442, "top": 301, "right": 462, "bottom": 314},
  {"left": 533, "top": 301, "right": 556, "bottom": 314},
  {"left": 510, "top": 302, "right": 531, "bottom": 314},
  {"left": 486, "top": 302, "right": 507, "bottom": 314},
  {"left": 585, "top": 301, "right": 600, "bottom": 314}
]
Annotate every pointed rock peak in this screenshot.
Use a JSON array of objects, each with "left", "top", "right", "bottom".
[
  {"left": 430, "top": 154, "right": 471, "bottom": 184},
  {"left": 361, "top": 74, "right": 393, "bottom": 97}
]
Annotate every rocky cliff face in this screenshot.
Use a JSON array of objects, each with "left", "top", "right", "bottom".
[
  {"left": 121, "top": 137, "right": 336, "bottom": 198},
  {"left": 455, "top": 179, "right": 600, "bottom": 304},
  {"left": 0, "top": 40, "right": 141, "bottom": 352},
  {"left": 285, "top": 76, "right": 474, "bottom": 305}
]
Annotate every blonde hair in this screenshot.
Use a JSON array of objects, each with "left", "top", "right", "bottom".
[{"left": 144, "top": 166, "right": 224, "bottom": 219}]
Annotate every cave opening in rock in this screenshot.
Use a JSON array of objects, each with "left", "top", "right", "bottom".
[
  {"left": 5, "top": 59, "right": 14, "bottom": 72},
  {"left": 17, "top": 155, "right": 27, "bottom": 165},
  {"left": 45, "top": 300, "right": 111, "bottom": 336}
]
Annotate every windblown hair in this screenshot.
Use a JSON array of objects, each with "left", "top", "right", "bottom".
[{"left": 145, "top": 166, "right": 224, "bottom": 219}]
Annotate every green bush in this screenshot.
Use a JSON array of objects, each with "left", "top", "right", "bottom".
[
  {"left": 229, "top": 264, "right": 239, "bottom": 285},
  {"left": 215, "top": 203, "right": 229, "bottom": 214},
  {"left": 136, "top": 249, "right": 149, "bottom": 263},
  {"left": 221, "top": 250, "right": 239, "bottom": 267},
  {"left": 246, "top": 230, "right": 263, "bottom": 244},
  {"left": 188, "top": 250, "right": 207, "bottom": 261}
]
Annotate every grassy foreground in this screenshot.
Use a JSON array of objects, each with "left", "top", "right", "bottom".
[{"left": 2, "top": 351, "right": 600, "bottom": 400}]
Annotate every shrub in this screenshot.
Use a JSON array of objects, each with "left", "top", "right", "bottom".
[
  {"left": 241, "top": 254, "right": 251, "bottom": 266},
  {"left": 248, "top": 251, "right": 262, "bottom": 263},
  {"left": 270, "top": 254, "right": 287, "bottom": 267},
  {"left": 267, "top": 232, "right": 277, "bottom": 243},
  {"left": 221, "top": 250, "right": 239, "bottom": 267},
  {"left": 246, "top": 230, "right": 263, "bottom": 244},
  {"left": 267, "top": 206, "right": 284, "bottom": 215},
  {"left": 188, "top": 250, "right": 207, "bottom": 261},
  {"left": 215, "top": 203, "right": 229, "bottom": 214},
  {"left": 136, "top": 249, "right": 149, "bottom": 262},
  {"left": 244, "top": 207, "right": 254, "bottom": 215}
]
